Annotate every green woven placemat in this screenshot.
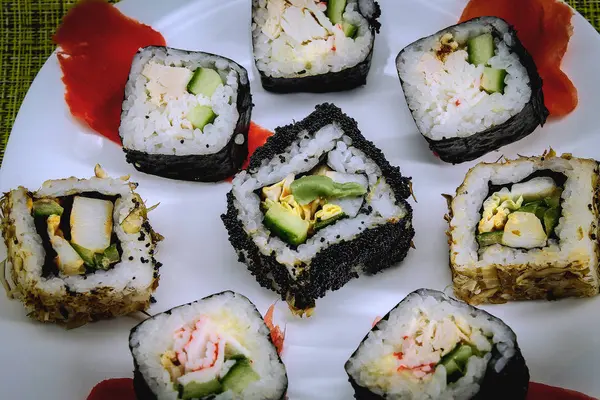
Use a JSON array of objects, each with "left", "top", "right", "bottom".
[{"left": 0, "top": 0, "right": 598, "bottom": 165}]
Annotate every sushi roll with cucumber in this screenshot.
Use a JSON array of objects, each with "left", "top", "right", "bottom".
[
  {"left": 129, "top": 291, "right": 287, "bottom": 400},
  {"left": 222, "top": 103, "right": 415, "bottom": 315},
  {"left": 396, "top": 17, "right": 548, "bottom": 163},
  {"left": 252, "top": 0, "right": 381, "bottom": 93},
  {"left": 120, "top": 46, "right": 252, "bottom": 182},
  {"left": 446, "top": 150, "right": 600, "bottom": 304},
  {"left": 0, "top": 166, "right": 162, "bottom": 327},
  {"left": 345, "top": 289, "right": 529, "bottom": 400}
]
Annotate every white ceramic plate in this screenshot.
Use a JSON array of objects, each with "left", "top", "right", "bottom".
[{"left": 1, "top": 1, "right": 599, "bottom": 399}]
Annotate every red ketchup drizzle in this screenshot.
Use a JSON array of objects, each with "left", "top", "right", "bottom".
[
  {"left": 53, "top": 0, "right": 166, "bottom": 144},
  {"left": 86, "top": 378, "right": 135, "bottom": 400},
  {"left": 225, "top": 122, "right": 274, "bottom": 183}
]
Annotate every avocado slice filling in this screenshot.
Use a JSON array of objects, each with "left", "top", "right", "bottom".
[{"left": 259, "top": 165, "right": 367, "bottom": 245}]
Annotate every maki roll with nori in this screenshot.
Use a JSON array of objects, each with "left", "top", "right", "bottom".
[
  {"left": 120, "top": 46, "right": 252, "bottom": 182},
  {"left": 446, "top": 150, "right": 600, "bottom": 304},
  {"left": 345, "top": 289, "right": 529, "bottom": 400},
  {"left": 221, "top": 103, "right": 414, "bottom": 315},
  {"left": 129, "top": 291, "right": 287, "bottom": 400},
  {"left": 252, "top": 0, "right": 381, "bottom": 93},
  {"left": 0, "top": 166, "right": 162, "bottom": 327},
  {"left": 395, "top": 17, "right": 548, "bottom": 163}
]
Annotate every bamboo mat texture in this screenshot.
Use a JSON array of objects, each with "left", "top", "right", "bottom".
[{"left": 0, "top": 0, "right": 598, "bottom": 164}]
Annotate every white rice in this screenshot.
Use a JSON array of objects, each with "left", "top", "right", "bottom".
[
  {"left": 8, "top": 176, "right": 155, "bottom": 295},
  {"left": 345, "top": 290, "right": 515, "bottom": 400},
  {"left": 129, "top": 291, "right": 287, "bottom": 400},
  {"left": 450, "top": 156, "right": 599, "bottom": 282},
  {"left": 120, "top": 47, "right": 244, "bottom": 156},
  {"left": 231, "top": 123, "right": 407, "bottom": 274},
  {"left": 396, "top": 17, "right": 531, "bottom": 140},
  {"left": 252, "top": 0, "right": 374, "bottom": 78}
]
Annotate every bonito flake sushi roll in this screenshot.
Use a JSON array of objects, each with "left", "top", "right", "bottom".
[
  {"left": 446, "top": 150, "right": 600, "bottom": 304},
  {"left": 252, "top": 0, "right": 381, "bottom": 93},
  {"left": 120, "top": 46, "right": 252, "bottom": 182},
  {"left": 0, "top": 166, "right": 162, "bottom": 327},
  {"left": 129, "top": 291, "right": 287, "bottom": 400},
  {"left": 396, "top": 17, "right": 548, "bottom": 164},
  {"left": 221, "top": 103, "right": 415, "bottom": 314},
  {"left": 345, "top": 289, "right": 529, "bottom": 400}
]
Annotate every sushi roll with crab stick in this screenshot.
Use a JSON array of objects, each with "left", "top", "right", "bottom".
[
  {"left": 119, "top": 46, "right": 252, "bottom": 182},
  {"left": 129, "top": 291, "right": 288, "bottom": 400},
  {"left": 446, "top": 150, "right": 600, "bottom": 304},
  {"left": 0, "top": 165, "right": 162, "bottom": 328},
  {"left": 222, "top": 103, "right": 415, "bottom": 315},
  {"left": 345, "top": 289, "right": 529, "bottom": 400},
  {"left": 252, "top": 0, "right": 381, "bottom": 93},
  {"left": 395, "top": 17, "right": 548, "bottom": 163}
]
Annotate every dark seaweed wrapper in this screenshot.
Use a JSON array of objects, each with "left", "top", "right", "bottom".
[
  {"left": 221, "top": 103, "right": 415, "bottom": 311},
  {"left": 129, "top": 291, "right": 288, "bottom": 400},
  {"left": 396, "top": 17, "right": 549, "bottom": 164},
  {"left": 253, "top": 1, "right": 381, "bottom": 93},
  {"left": 345, "top": 289, "right": 530, "bottom": 400},
  {"left": 120, "top": 47, "right": 252, "bottom": 182}
]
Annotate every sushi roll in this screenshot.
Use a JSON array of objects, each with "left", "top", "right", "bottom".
[
  {"left": 129, "top": 291, "right": 288, "bottom": 400},
  {"left": 345, "top": 289, "right": 529, "bottom": 400},
  {"left": 0, "top": 166, "right": 162, "bottom": 327},
  {"left": 221, "top": 103, "right": 415, "bottom": 314},
  {"left": 251, "top": 0, "right": 381, "bottom": 93},
  {"left": 395, "top": 17, "right": 548, "bottom": 163},
  {"left": 446, "top": 150, "right": 600, "bottom": 304},
  {"left": 120, "top": 46, "right": 252, "bottom": 182}
]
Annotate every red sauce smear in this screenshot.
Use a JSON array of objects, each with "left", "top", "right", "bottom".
[
  {"left": 264, "top": 303, "right": 285, "bottom": 356},
  {"left": 225, "top": 122, "right": 274, "bottom": 182},
  {"left": 87, "top": 378, "right": 135, "bottom": 400},
  {"left": 528, "top": 382, "right": 598, "bottom": 400},
  {"left": 53, "top": 0, "right": 166, "bottom": 144},
  {"left": 459, "top": 0, "right": 577, "bottom": 117}
]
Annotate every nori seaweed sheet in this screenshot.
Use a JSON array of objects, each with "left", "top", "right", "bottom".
[
  {"left": 129, "top": 291, "right": 288, "bottom": 400},
  {"left": 345, "top": 289, "right": 529, "bottom": 400},
  {"left": 121, "top": 47, "right": 252, "bottom": 182},
  {"left": 221, "top": 103, "right": 415, "bottom": 311},
  {"left": 253, "top": 0, "right": 381, "bottom": 93},
  {"left": 396, "top": 17, "right": 549, "bottom": 164}
]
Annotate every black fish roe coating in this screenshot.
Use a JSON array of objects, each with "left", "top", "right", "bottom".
[
  {"left": 253, "top": 1, "right": 381, "bottom": 93},
  {"left": 345, "top": 289, "right": 529, "bottom": 400},
  {"left": 120, "top": 46, "right": 252, "bottom": 182},
  {"left": 222, "top": 103, "right": 415, "bottom": 310},
  {"left": 395, "top": 17, "right": 549, "bottom": 164},
  {"left": 129, "top": 291, "right": 288, "bottom": 400}
]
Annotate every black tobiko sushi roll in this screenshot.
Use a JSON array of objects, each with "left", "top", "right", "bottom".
[
  {"left": 345, "top": 289, "right": 529, "bottom": 400},
  {"left": 221, "top": 103, "right": 415, "bottom": 315},
  {"left": 251, "top": 0, "right": 381, "bottom": 93},
  {"left": 395, "top": 17, "right": 548, "bottom": 164},
  {"left": 119, "top": 46, "right": 252, "bottom": 182}
]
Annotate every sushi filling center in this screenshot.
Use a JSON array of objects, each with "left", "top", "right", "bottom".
[
  {"left": 386, "top": 315, "right": 491, "bottom": 384},
  {"left": 252, "top": 0, "right": 374, "bottom": 77},
  {"left": 32, "top": 193, "right": 123, "bottom": 277},
  {"left": 259, "top": 164, "right": 368, "bottom": 245},
  {"left": 160, "top": 317, "right": 260, "bottom": 399},
  {"left": 121, "top": 47, "right": 242, "bottom": 156},
  {"left": 397, "top": 27, "right": 531, "bottom": 139},
  {"left": 476, "top": 175, "right": 564, "bottom": 250}
]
